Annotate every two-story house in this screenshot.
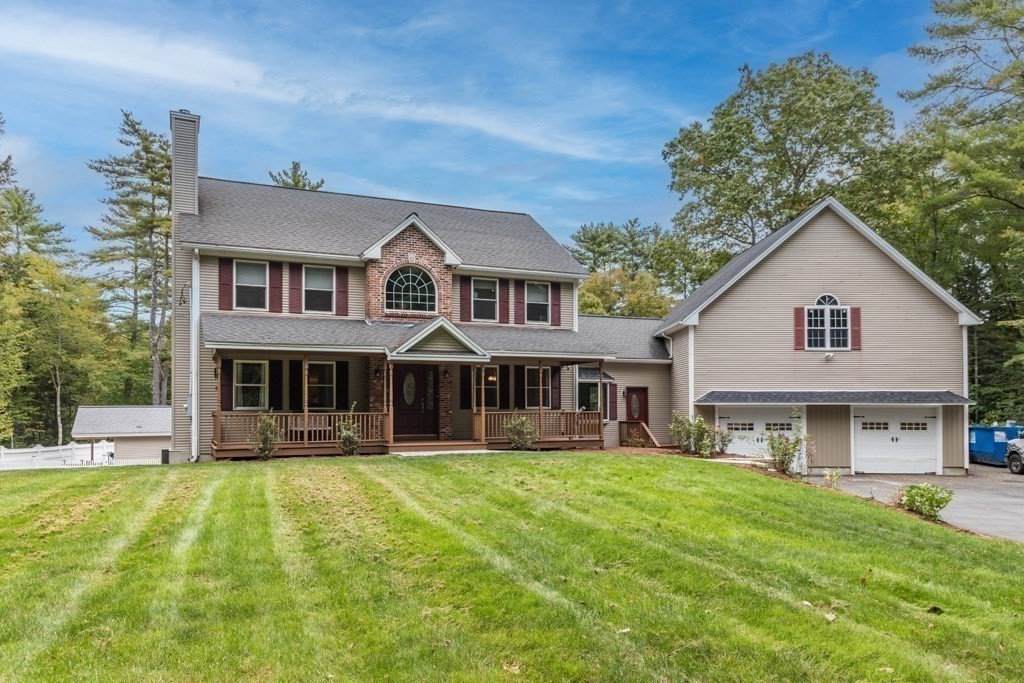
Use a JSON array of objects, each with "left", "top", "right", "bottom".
[{"left": 170, "top": 110, "right": 978, "bottom": 474}]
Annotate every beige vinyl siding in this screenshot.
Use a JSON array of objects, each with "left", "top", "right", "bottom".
[
  {"left": 410, "top": 329, "right": 468, "bottom": 353},
  {"left": 170, "top": 115, "right": 198, "bottom": 214},
  {"left": 198, "top": 256, "right": 365, "bottom": 318},
  {"left": 693, "top": 209, "right": 964, "bottom": 397},
  {"left": 197, "top": 330, "right": 216, "bottom": 459},
  {"left": 584, "top": 362, "right": 670, "bottom": 447},
  {"left": 114, "top": 436, "right": 171, "bottom": 461},
  {"left": 670, "top": 329, "right": 689, "bottom": 418},
  {"left": 171, "top": 240, "right": 192, "bottom": 453},
  {"left": 695, "top": 405, "right": 715, "bottom": 424},
  {"left": 806, "top": 405, "right": 851, "bottom": 468},
  {"left": 452, "top": 276, "right": 573, "bottom": 327},
  {"left": 942, "top": 405, "right": 967, "bottom": 470}
]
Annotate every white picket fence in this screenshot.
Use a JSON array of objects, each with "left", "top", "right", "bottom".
[{"left": 0, "top": 441, "right": 161, "bottom": 471}]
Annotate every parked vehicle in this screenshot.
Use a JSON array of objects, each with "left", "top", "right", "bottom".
[
  {"left": 969, "top": 426, "right": 1023, "bottom": 466},
  {"left": 1007, "top": 439, "right": 1024, "bottom": 475}
]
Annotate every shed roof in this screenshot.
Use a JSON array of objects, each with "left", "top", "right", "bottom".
[{"left": 71, "top": 406, "right": 172, "bottom": 438}]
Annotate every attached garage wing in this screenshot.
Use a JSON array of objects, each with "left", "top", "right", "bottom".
[{"left": 854, "top": 408, "right": 939, "bottom": 474}]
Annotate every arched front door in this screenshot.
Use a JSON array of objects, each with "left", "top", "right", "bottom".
[{"left": 393, "top": 365, "right": 438, "bottom": 437}]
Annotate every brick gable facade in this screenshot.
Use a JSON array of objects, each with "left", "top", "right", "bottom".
[{"left": 364, "top": 225, "right": 453, "bottom": 320}]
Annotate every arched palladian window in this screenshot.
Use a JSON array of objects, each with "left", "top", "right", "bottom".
[
  {"left": 805, "top": 293, "right": 849, "bottom": 349},
  {"left": 385, "top": 265, "right": 436, "bottom": 312}
]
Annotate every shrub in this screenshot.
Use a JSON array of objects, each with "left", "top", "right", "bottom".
[
  {"left": 669, "top": 413, "right": 732, "bottom": 457},
  {"left": 898, "top": 484, "right": 953, "bottom": 521},
  {"left": 337, "top": 403, "right": 362, "bottom": 457},
  {"left": 504, "top": 413, "right": 539, "bottom": 451},
  {"left": 763, "top": 411, "right": 813, "bottom": 476},
  {"left": 249, "top": 411, "right": 281, "bottom": 461},
  {"left": 822, "top": 468, "right": 842, "bottom": 488}
]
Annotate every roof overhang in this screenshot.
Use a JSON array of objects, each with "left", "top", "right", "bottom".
[
  {"left": 206, "top": 342, "right": 387, "bottom": 354},
  {"left": 182, "top": 242, "right": 364, "bottom": 266},
  {"left": 72, "top": 431, "right": 171, "bottom": 439},
  {"left": 654, "top": 197, "right": 982, "bottom": 336},
  {"left": 695, "top": 390, "right": 973, "bottom": 405},
  {"left": 362, "top": 213, "right": 462, "bottom": 266},
  {"left": 455, "top": 263, "right": 587, "bottom": 282}
]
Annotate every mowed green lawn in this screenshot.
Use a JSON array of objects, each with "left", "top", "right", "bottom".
[{"left": 0, "top": 454, "right": 1020, "bottom": 681}]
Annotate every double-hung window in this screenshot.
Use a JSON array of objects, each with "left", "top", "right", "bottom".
[
  {"left": 235, "top": 261, "right": 268, "bottom": 310},
  {"left": 577, "top": 381, "right": 610, "bottom": 421},
  {"left": 307, "top": 362, "right": 335, "bottom": 410},
  {"left": 234, "top": 361, "right": 268, "bottom": 410},
  {"left": 303, "top": 265, "right": 334, "bottom": 313},
  {"left": 526, "top": 282, "right": 550, "bottom": 323},
  {"left": 806, "top": 294, "right": 849, "bottom": 350},
  {"left": 472, "top": 278, "right": 498, "bottom": 321},
  {"left": 525, "top": 367, "right": 551, "bottom": 408}
]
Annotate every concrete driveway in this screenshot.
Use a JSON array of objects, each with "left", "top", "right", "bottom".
[{"left": 810, "top": 464, "right": 1024, "bottom": 542}]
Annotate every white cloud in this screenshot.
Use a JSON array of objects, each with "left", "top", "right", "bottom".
[{"left": 0, "top": 9, "right": 298, "bottom": 102}]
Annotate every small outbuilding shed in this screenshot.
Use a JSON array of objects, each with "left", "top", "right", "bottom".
[{"left": 72, "top": 406, "right": 172, "bottom": 464}]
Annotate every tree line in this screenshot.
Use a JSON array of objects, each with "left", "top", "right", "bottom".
[
  {"left": 2, "top": 1, "right": 1022, "bottom": 444},
  {"left": 569, "top": 2, "right": 1024, "bottom": 422}
]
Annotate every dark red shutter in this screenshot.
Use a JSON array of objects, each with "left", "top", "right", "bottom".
[
  {"left": 550, "top": 282, "right": 561, "bottom": 326},
  {"left": 550, "top": 366, "right": 561, "bottom": 409},
  {"left": 460, "top": 276, "right": 472, "bottom": 322},
  {"left": 850, "top": 307, "right": 862, "bottom": 350},
  {"left": 514, "top": 280, "right": 525, "bottom": 324},
  {"left": 288, "top": 360, "right": 302, "bottom": 410},
  {"left": 460, "top": 366, "right": 472, "bottom": 409},
  {"left": 499, "top": 365, "right": 510, "bottom": 409},
  {"left": 269, "top": 360, "right": 283, "bottom": 410},
  {"left": 794, "top": 307, "right": 805, "bottom": 350},
  {"left": 218, "top": 258, "right": 233, "bottom": 310},
  {"left": 608, "top": 383, "right": 618, "bottom": 421},
  {"left": 289, "top": 263, "right": 302, "bottom": 313},
  {"left": 269, "top": 262, "right": 283, "bottom": 312},
  {"left": 499, "top": 279, "right": 510, "bottom": 323},
  {"left": 336, "top": 361, "right": 350, "bottom": 409},
  {"left": 514, "top": 365, "right": 526, "bottom": 408},
  {"left": 220, "top": 359, "right": 233, "bottom": 411},
  {"left": 335, "top": 267, "right": 349, "bottom": 316}
]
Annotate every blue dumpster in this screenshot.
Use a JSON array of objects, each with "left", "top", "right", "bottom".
[{"left": 969, "top": 426, "right": 1023, "bottom": 466}]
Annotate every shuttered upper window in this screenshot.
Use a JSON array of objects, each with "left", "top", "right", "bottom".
[
  {"left": 472, "top": 278, "right": 498, "bottom": 321},
  {"left": 303, "top": 265, "right": 334, "bottom": 313},
  {"left": 806, "top": 294, "right": 849, "bottom": 350},
  {"left": 526, "top": 282, "right": 550, "bottom": 323},
  {"left": 235, "top": 261, "right": 268, "bottom": 310}
]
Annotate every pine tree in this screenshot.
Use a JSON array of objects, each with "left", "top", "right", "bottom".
[
  {"left": 0, "top": 112, "right": 13, "bottom": 188},
  {"left": 269, "top": 161, "right": 325, "bottom": 190},
  {"left": 87, "top": 111, "right": 172, "bottom": 405},
  {"left": 0, "top": 187, "right": 69, "bottom": 258}
]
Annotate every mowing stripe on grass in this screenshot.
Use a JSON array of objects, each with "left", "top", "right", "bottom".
[
  {"left": 354, "top": 463, "right": 663, "bottom": 678},
  {"left": 10, "top": 467, "right": 179, "bottom": 677}
]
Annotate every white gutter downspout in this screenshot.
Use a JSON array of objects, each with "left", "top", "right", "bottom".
[
  {"left": 963, "top": 326, "right": 970, "bottom": 470},
  {"left": 189, "top": 248, "right": 200, "bottom": 461},
  {"left": 687, "top": 326, "right": 695, "bottom": 417}
]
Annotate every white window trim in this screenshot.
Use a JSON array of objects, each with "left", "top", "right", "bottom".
[
  {"left": 805, "top": 294, "right": 850, "bottom": 351},
  {"left": 577, "top": 380, "right": 611, "bottom": 422},
  {"left": 471, "top": 277, "right": 499, "bottom": 322},
  {"left": 233, "top": 360, "right": 268, "bottom": 411},
  {"left": 525, "top": 366, "right": 552, "bottom": 409},
  {"left": 302, "top": 264, "right": 335, "bottom": 315},
  {"left": 233, "top": 259, "right": 269, "bottom": 311},
  {"left": 306, "top": 361, "right": 336, "bottom": 410},
  {"left": 525, "top": 281, "right": 551, "bottom": 325},
  {"left": 385, "top": 264, "right": 438, "bottom": 314}
]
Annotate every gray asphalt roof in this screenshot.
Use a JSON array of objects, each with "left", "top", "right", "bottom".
[
  {"left": 694, "top": 390, "right": 972, "bottom": 405},
  {"left": 180, "top": 178, "right": 587, "bottom": 276},
  {"left": 72, "top": 406, "right": 172, "bottom": 438},
  {"left": 655, "top": 200, "right": 826, "bottom": 335},
  {"left": 578, "top": 315, "right": 670, "bottom": 360},
  {"left": 577, "top": 367, "right": 616, "bottom": 381},
  {"left": 202, "top": 313, "right": 617, "bottom": 358}
]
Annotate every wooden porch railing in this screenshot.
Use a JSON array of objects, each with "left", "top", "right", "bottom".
[
  {"left": 215, "top": 411, "right": 387, "bottom": 447},
  {"left": 618, "top": 420, "right": 661, "bottom": 448},
  {"left": 484, "top": 410, "right": 603, "bottom": 441}
]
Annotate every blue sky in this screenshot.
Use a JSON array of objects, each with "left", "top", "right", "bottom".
[{"left": 0, "top": 0, "right": 935, "bottom": 253}]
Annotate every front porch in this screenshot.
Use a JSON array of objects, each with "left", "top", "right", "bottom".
[{"left": 210, "top": 351, "right": 605, "bottom": 458}]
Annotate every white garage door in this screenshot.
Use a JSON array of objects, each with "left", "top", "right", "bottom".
[
  {"left": 854, "top": 408, "right": 938, "bottom": 474},
  {"left": 716, "top": 406, "right": 798, "bottom": 457}
]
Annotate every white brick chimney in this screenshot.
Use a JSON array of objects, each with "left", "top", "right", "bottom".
[{"left": 169, "top": 109, "right": 200, "bottom": 215}]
